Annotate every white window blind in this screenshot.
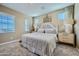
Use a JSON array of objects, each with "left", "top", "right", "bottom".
[{"left": 0, "top": 12, "right": 15, "bottom": 33}]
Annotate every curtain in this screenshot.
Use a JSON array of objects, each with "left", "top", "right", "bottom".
[
  {"left": 64, "top": 6, "right": 74, "bottom": 24},
  {"left": 34, "top": 17, "right": 41, "bottom": 31},
  {"left": 25, "top": 19, "right": 32, "bottom": 32}
]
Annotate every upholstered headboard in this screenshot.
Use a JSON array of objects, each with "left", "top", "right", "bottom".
[
  {"left": 40, "top": 23, "right": 56, "bottom": 29},
  {"left": 38, "top": 22, "right": 58, "bottom": 34}
]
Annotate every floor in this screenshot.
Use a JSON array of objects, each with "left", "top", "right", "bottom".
[{"left": 0, "top": 41, "right": 79, "bottom": 56}]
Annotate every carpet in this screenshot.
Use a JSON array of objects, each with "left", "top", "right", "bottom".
[{"left": 0, "top": 42, "right": 79, "bottom": 56}]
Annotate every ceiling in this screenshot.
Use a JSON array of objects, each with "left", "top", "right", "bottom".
[{"left": 1, "top": 3, "right": 74, "bottom": 17}]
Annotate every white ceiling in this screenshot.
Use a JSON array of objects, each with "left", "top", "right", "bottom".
[{"left": 1, "top": 3, "right": 74, "bottom": 17}]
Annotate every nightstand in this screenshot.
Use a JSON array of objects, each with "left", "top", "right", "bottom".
[{"left": 58, "top": 33, "right": 75, "bottom": 46}]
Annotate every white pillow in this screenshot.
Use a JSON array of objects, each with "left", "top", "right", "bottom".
[
  {"left": 64, "top": 24, "right": 72, "bottom": 34},
  {"left": 45, "top": 29, "right": 56, "bottom": 34},
  {"left": 37, "top": 29, "right": 44, "bottom": 33}
]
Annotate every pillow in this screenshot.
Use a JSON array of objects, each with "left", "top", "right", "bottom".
[
  {"left": 37, "top": 29, "right": 44, "bottom": 33},
  {"left": 45, "top": 29, "right": 56, "bottom": 34},
  {"left": 64, "top": 24, "right": 72, "bottom": 34},
  {"left": 40, "top": 23, "right": 56, "bottom": 29}
]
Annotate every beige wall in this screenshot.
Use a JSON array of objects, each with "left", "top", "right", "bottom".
[
  {"left": 47, "top": 9, "right": 64, "bottom": 26},
  {"left": 0, "top": 5, "right": 32, "bottom": 43}
]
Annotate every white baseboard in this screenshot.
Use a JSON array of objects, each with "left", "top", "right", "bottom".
[{"left": 0, "top": 40, "right": 19, "bottom": 46}]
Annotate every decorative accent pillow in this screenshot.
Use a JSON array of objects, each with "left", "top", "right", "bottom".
[
  {"left": 37, "top": 29, "right": 44, "bottom": 33},
  {"left": 45, "top": 29, "right": 56, "bottom": 34}
]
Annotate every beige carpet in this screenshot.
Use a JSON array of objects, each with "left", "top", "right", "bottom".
[{"left": 0, "top": 41, "right": 79, "bottom": 56}]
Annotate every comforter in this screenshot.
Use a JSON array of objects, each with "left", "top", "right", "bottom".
[{"left": 21, "top": 32, "right": 57, "bottom": 56}]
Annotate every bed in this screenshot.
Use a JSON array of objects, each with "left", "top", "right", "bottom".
[{"left": 21, "top": 23, "right": 58, "bottom": 56}]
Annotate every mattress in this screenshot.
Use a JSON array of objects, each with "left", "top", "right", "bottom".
[{"left": 21, "top": 32, "right": 57, "bottom": 56}]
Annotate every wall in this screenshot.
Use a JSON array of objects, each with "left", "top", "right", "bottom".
[{"left": 0, "top": 5, "right": 32, "bottom": 43}]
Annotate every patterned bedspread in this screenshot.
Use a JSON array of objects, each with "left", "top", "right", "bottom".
[{"left": 21, "top": 32, "right": 57, "bottom": 56}]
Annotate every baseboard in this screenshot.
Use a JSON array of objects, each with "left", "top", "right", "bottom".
[{"left": 0, "top": 40, "right": 19, "bottom": 46}]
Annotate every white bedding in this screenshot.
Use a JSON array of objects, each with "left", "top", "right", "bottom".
[{"left": 21, "top": 32, "right": 57, "bottom": 56}]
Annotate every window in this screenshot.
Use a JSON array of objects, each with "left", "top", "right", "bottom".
[
  {"left": 0, "top": 13, "right": 15, "bottom": 33},
  {"left": 58, "top": 12, "right": 65, "bottom": 21}
]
